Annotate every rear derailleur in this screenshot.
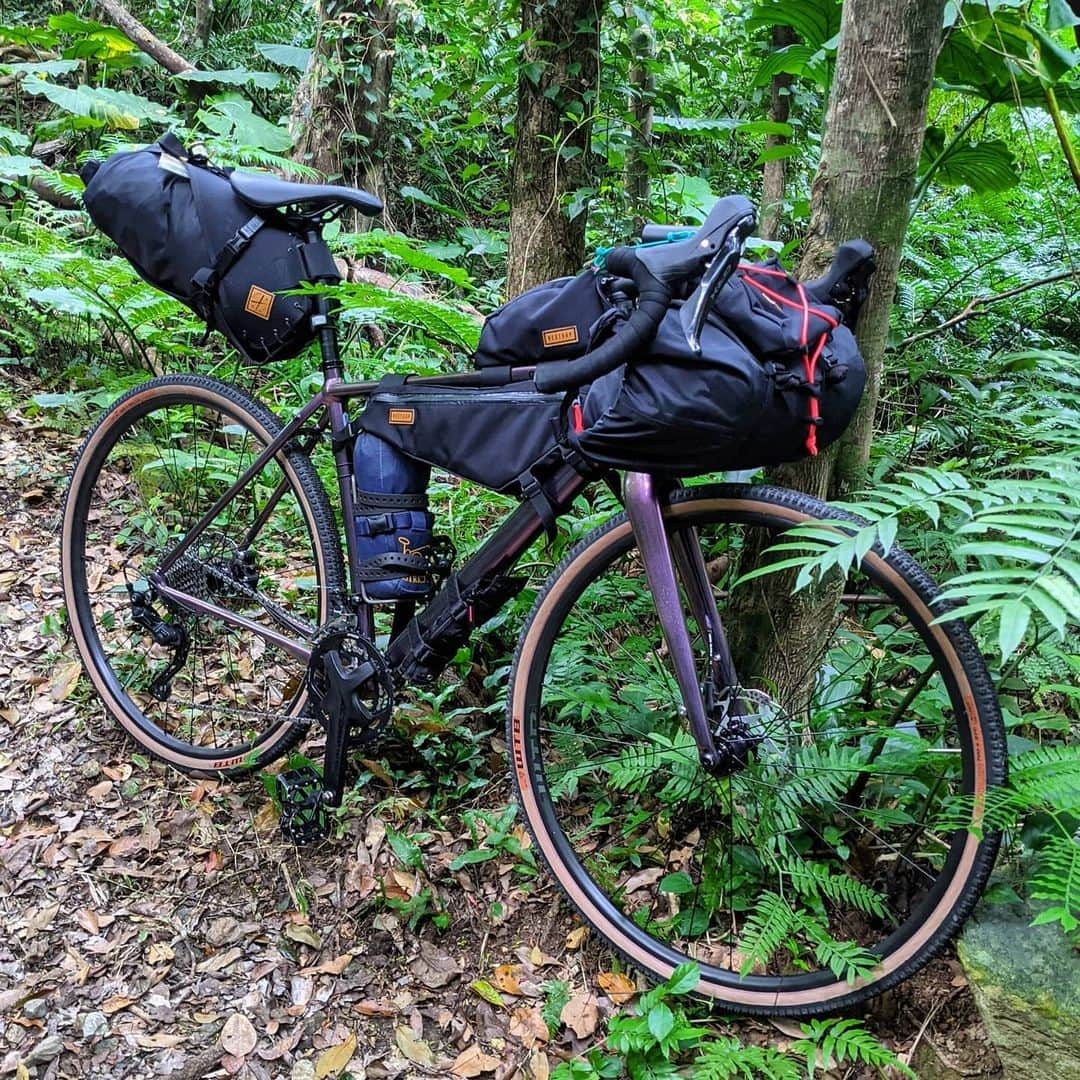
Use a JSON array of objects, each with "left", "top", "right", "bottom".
[
  {"left": 275, "top": 621, "right": 394, "bottom": 844},
  {"left": 128, "top": 580, "right": 189, "bottom": 702}
]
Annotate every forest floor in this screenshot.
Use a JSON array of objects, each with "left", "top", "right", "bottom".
[{"left": 0, "top": 382, "right": 1003, "bottom": 1080}]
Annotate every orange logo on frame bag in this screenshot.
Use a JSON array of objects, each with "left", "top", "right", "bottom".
[{"left": 542, "top": 325, "right": 580, "bottom": 349}]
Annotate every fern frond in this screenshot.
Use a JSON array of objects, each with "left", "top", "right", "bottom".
[
  {"left": 736, "top": 891, "right": 798, "bottom": 976},
  {"left": 793, "top": 1018, "right": 914, "bottom": 1079}
]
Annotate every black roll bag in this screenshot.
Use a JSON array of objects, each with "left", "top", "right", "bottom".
[
  {"left": 570, "top": 257, "right": 866, "bottom": 476},
  {"left": 80, "top": 134, "right": 339, "bottom": 364}
]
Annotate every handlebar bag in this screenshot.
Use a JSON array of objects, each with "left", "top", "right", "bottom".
[
  {"left": 357, "top": 377, "right": 567, "bottom": 494},
  {"left": 80, "top": 134, "right": 338, "bottom": 364},
  {"left": 473, "top": 269, "right": 629, "bottom": 369},
  {"left": 571, "top": 292, "right": 865, "bottom": 476}
]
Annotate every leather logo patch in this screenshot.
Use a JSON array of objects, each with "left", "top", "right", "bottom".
[
  {"left": 542, "top": 325, "right": 579, "bottom": 348},
  {"left": 388, "top": 408, "right": 415, "bottom": 425},
  {"left": 244, "top": 285, "right": 275, "bottom": 320}
]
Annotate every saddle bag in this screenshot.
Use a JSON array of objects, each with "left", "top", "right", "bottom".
[
  {"left": 473, "top": 269, "right": 630, "bottom": 369},
  {"left": 357, "top": 377, "right": 569, "bottom": 495},
  {"left": 80, "top": 134, "right": 338, "bottom": 364},
  {"left": 571, "top": 259, "right": 866, "bottom": 476}
]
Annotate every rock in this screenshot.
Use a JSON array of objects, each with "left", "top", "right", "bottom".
[
  {"left": 22, "top": 998, "right": 47, "bottom": 1019},
  {"left": 25, "top": 1035, "right": 64, "bottom": 1065},
  {"left": 82, "top": 1011, "right": 108, "bottom": 1038},
  {"left": 290, "top": 1060, "right": 316, "bottom": 1080},
  {"left": 959, "top": 901, "right": 1080, "bottom": 1080}
]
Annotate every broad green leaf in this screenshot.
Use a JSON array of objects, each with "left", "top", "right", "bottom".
[
  {"left": 647, "top": 1002, "right": 674, "bottom": 1042},
  {"left": 21, "top": 79, "right": 170, "bottom": 128},
  {"left": 923, "top": 135, "right": 1019, "bottom": 192},
  {"left": 197, "top": 96, "right": 292, "bottom": 152},
  {"left": 746, "top": 0, "right": 841, "bottom": 51},
  {"left": 659, "top": 872, "right": 694, "bottom": 895},
  {"left": 255, "top": 43, "right": 312, "bottom": 71},
  {"left": 664, "top": 962, "right": 699, "bottom": 996},
  {"left": 653, "top": 115, "right": 792, "bottom": 138},
  {"left": 0, "top": 59, "right": 79, "bottom": 77},
  {"left": 1025, "top": 20, "right": 1080, "bottom": 83},
  {"left": 177, "top": 67, "right": 283, "bottom": 91},
  {"left": 756, "top": 143, "right": 801, "bottom": 165},
  {"left": 1047, "top": 0, "right": 1080, "bottom": 30},
  {"left": 400, "top": 184, "right": 465, "bottom": 219}
]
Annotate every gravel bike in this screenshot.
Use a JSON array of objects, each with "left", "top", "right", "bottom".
[{"left": 60, "top": 181, "right": 1005, "bottom": 1015}]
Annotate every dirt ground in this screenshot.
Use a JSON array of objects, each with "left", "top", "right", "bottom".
[{"left": 0, "top": 390, "right": 1002, "bottom": 1080}]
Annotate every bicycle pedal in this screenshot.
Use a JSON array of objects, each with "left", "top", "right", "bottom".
[{"left": 276, "top": 766, "right": 329, "bottom": 844}]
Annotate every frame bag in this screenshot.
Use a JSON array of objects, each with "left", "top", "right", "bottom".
[
  {"left": 571, "top": 259, "right": 865, "bottom": 476},
  {"left": 80, "top": 134, "right": 338, "bottom": 364}
]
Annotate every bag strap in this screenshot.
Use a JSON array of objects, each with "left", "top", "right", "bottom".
[{"left": 190, "top": 215, "right": 266, "bottom": 300}]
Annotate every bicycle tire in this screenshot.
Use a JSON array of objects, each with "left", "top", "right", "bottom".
[
  {"left": 508, "top": 483, "right": 1005, "bottom": 1015},
  {"left": 61, "top": 374, "right": 345, "bottom": 775}
]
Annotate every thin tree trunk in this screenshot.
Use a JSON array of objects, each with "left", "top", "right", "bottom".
[
  {"left": 289, "top": 0, "right": 398, "bottom": 210},
  {"left": 194, "top": 0, "right": 214, "bottom": 48},
  {"left": 759, "top": 25, "right": 796, "bottom": 241},
  {"left": 731, "top": 0, "right": 946, "bottom": 706},
  {"left": 625, "top": 21, "right": 655, "bottom": 215},
  {"left": 95, "top": 0, "right": 194, "bottom": 74},
  {"left": 506, "top": 0, "right": 603, "bottom": 297}
]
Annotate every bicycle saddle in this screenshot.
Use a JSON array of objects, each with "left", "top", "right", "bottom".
[{"left": 229, "top": 170, "right": 383, "bottom": 217}]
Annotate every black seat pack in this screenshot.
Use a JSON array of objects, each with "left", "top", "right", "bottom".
[{"left": 80, "top": 134, "right": 341, "bottom": 364}]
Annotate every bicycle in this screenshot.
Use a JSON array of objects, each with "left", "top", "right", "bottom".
[{"left": 60, "top": 181, "right": 1005, "bottom": 1016}]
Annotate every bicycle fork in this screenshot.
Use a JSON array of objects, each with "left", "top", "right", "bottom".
[{"left": 623, "top": 472, "right": 743, "bottom": 772}]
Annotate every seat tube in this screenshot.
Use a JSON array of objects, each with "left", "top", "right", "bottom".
[{"left": 623, "top": 472, "right": 720, "bottom": 769}]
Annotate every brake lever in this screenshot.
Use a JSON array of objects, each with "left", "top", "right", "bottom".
[{"left": 679, "top": 213, "right": 756, "bottom": 354}]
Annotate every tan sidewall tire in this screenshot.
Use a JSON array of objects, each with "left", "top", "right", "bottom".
[
  {"left": 508, "top": 486, "right": 1005, "bottom": 1015},
  {"left": 61, "top": 376, "right": 343, "bottom": 775}
]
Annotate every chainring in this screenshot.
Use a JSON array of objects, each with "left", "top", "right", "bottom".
[{"left": 306, "top": 624, "right": 394, "bottom": 746}]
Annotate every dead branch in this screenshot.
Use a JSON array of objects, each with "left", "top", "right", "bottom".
[
  {"left": 896, "top": 268, "right": 1080, "bottom": 349},
  {"left": 94, "top": 0, "right": 195, "bottom": 74}
]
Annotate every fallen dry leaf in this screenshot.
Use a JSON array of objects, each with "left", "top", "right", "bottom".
[
  {"left": 285, "top": 923, "right": 321, "bottom": 949},
  {"left": 220, "top": 1013, "right": 257, "bottom": 1057},
  {"left": 597, "top": 971, "right": 636, "bottom": 1005},
  {"left": 526, "top": 1049, "right": 550, "bottom": 1080},
  {"left": 509, "top": 1006, "right": 548, "bottom": 1049},
  {"left": 394, "top": 1024, "right": 435, "bottom": 1066},
  {"left": 565, "top": 925, "right": 589, "bottom": 950},
  {"left": 560, "top": 993, "right": 599, "bottom": 1039},
  {"left": 491, "top": 964, "right": 522, "bottom": 995},
  {"left": 355, "top": 999, "right": 397, "bottom": 1017},
  {"left": 315, "top": 1032, "right": 358, "bottom": 1078},
  {"left": 450, "top": 1043, "right": 501, "bottom": 1077},
  {"left": 50, "top": 661, "right": 81, "bottom": 702},
  {"left": 147, "top": 942, "right": 174, "bottom": 965},
  {"left": 410, "top": 941, "right": 462, "bottom": 989}
]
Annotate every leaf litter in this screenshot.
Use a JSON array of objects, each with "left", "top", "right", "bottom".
[{"left": 0, "top": 395, "right": 995, "bottom": 1078}]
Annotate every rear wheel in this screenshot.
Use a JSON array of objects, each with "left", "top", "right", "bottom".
[
  {"left": 61, "top": 375, "right": 345, "bottom": 774},
  {"left": 508, "top": 484, "right": 1005, "bottom": 1015}
]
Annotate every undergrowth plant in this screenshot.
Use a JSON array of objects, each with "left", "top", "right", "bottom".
[{"left": 552, "top": 963, "right": 913, "bottom": 1079}]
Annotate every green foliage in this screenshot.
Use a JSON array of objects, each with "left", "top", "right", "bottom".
[{"left": 791, "top": 1019, "right": 913, "bottom": 1079}]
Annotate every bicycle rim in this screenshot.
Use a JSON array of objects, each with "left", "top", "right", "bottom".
[{"left": 509, "top": 485, "right": 1004, "bottom": 1014}]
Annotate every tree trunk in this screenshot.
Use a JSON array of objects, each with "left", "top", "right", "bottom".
[
  {"left": 506, "top": 0, "right": 603, "bottom": 297},
  {"left": 625, "top": 20, "right": 655, "bottom": 216},
  {"left": 731, "top": 0, "right": 946, "bottom": 707},
  {"left": 289, "top": 0, "right": 398, "bottom": 211},
  {"left": 194, "top": 0, "right": 214, "bottom": 48},
  {"left": 759, "top": 25, "right": 796, "bottom": 241}
]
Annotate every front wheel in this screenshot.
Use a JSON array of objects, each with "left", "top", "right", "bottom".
[
  {"left": 508, "top": 484, "right": 1005, "bottom": 1015},
  {"left": 61, "top": 375, "right": 345, "bottom": 774}
]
